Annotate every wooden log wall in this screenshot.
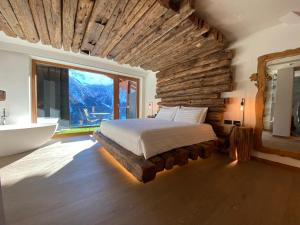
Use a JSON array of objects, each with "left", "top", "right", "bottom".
[{"left": 156, "top": 49, "right": 233, "bottom": 133}]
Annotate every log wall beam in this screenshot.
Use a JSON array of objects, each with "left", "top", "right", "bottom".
[{"left": 156, "top": 83, "right": 232, "bottom": 98}]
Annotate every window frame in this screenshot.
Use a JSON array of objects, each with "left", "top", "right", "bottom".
[{"left": 31, "top": 59, "right": 140, "bottom": 135}]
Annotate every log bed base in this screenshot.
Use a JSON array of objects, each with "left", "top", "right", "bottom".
[{"left": 94, "top": 131, "right": 217, "bottom": 183}]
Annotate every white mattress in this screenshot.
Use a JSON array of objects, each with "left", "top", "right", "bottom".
[{"left": 99, "top": 118, "right": 217, "bottom": 159}]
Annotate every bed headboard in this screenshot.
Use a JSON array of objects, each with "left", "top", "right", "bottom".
[{"left": 156, "top": 48, "right": 233, "bottom": 136}]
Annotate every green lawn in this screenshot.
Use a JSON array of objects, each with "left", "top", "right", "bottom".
[{"left": 56, "top": 127, "right": 98, "bottom": 134}]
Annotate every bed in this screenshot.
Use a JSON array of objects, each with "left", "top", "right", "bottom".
[
  {"left": 100, "top": 118, "right": 217, "bottom": 159},
  {"left": 94, "top": 118, "right": 219, "bottom": 183}
]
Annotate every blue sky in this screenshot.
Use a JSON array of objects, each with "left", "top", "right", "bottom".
[{"left": 69, "top": 69, "right": 113, "bottom": 85}]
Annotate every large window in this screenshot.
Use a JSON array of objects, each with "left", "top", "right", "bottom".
[{"left": 32, "top": 60, "right": 139, "bottom": 135}]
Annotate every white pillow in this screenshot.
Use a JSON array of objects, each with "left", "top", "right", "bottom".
[
  {"left": 161, "top": 106, "right": 179, "bottom": 109},
  {"left": 182, "top": 106, "right": 208, "bottom": 123},
  {"left": 175, "top": 107, "right": 208, "bottom": 124},
  {"left": 155, "top": 106, "right": 179, "bottom": 121}
]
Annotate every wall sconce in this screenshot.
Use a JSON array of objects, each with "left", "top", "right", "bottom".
[
  {"left": 0, "top": 90, "right": 6, "bottom": 101},
  {"left": 240, "top": 98, "right": 245, "bottom": 126},
  {"left": 148, "top": 102, "right": 154, "bottom": 116}
]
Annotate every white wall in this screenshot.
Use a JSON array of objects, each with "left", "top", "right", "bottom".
[
  {"left": 0, "top": 51, "right": 31, "bottom": 124},
  {"left": 224, "top": 22, "right": 300, "bottom": 167},
  {"left": 144, "top": 72, "right": 160, "bottom": 116},
  {"left": 0, "top": 33, "right": 153, "bottom": 123}
]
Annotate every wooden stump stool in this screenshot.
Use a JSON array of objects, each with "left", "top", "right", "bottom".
[{"left": 230, "top": 126, "right": 253, "bottom": 161}]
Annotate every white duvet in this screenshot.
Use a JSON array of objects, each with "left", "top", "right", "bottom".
[{"left": 99, "top": 118, "right": 217, "bottom": 159}]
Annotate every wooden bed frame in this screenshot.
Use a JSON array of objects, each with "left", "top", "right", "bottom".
[{"left": 94, "top": 131, "right": 218, "bottom": 183}]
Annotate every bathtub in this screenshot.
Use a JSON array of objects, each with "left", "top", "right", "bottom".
[{"left": 0, "top": 123, "right": 57, "bottom": 157}]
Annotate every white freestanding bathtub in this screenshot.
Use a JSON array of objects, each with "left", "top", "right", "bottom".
[{"left": 0, "top": 123, "right": 57, "bottom": 157}]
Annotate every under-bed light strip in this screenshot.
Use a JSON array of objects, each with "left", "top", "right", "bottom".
[{"left": 98, "top": 147, "right": 140, "bottom": 184}]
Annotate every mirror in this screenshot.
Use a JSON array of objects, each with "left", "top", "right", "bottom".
[
  {"left": 263, "top": 57, "right": 300, "bottom": 152},
  {"left": 253, "top": 48, "right": 300, "bottom": 159}
]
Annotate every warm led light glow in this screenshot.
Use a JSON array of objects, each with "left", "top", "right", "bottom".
[
  {"left": 227, "top": 160, "right": 238, "bottom": 168},
  {"left": 98, "top": 147, "right": 139, "bottom": 184},
  {"left": 240, "top": 98, "right": 245, "bottom": 126}
]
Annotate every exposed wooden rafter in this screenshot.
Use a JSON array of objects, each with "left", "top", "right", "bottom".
[
  {"left": 0, "top": 12, "right": 16, "bottom": 37},
  {"left": 62, "top": 0, "right": 78, "bottom": 51},
  {"left": 29, "top": 0, "right": 50, "bottom": 45},
  {"left": 0, "top": 0, "right": 228, "bottom": 71},
  {"left": 71, "top": 0, "right": 95, "bottom": 53},
  {"left": 9, "top": 0, "right": 39, "bottom": 43},
  {"left": 43, "top": 0, "right": 62, "bottom": 49},
  {"left": 0, "top": 0, "right": 25, "bottom": 39}
]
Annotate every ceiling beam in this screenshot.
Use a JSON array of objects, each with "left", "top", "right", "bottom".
[
  {"left": 81, "top": 0, "right": 119, "bottom": 53},
  {"left": 0, "top": 12, "right": 16, "bottom": 37},
  {"left": 158, "top": 0, "right": 183, "bottom": 12},
  {"left": 9, "top": 0, "right": 39, "bottom": 43},
  {"left": 29, "top": 0, "right": 50, "bottom": 45},
  {"left": 71, "top": 0, "right": 95, "bottom": 53},
  {"left": 100, "top": 1, "right": 169, "bottom": 59},
  {"left": 100, "top": 0, "right": 157, "bottom": 57},
  {"left": 120, "top": 0, "right": 194, "bottom": 65},
  {"left": 62, "top": 0, "right": 78, "bottom": 51},
  {"left": 0, "top": 0, "right": 25, "bottom": 39},
  {"left": 43, "top": 0, "right": 62, "bottom": 49},
  {"left": 90, "top": 0, "right": 129, "bottom": 56}
]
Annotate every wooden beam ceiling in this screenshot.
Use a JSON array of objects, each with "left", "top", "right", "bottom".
[{"left": 0, "top": 0, "right": 228, "bottom": 71}]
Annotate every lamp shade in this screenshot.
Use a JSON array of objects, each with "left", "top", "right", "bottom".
[{"left": 0, "top": 90, "right": 6, "bottom": 101}]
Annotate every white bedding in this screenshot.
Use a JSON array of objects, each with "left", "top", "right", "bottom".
[{"left": 99, "top": 119, "right": 217, "bottom": 159}]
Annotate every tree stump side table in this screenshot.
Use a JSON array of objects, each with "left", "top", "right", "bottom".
[{"left": 230, "top": 126, "right": 254, "bottom": 161}]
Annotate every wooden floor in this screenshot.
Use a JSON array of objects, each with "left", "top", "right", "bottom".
[{"left": 0, "top": 135, "right": 300, "bottom": 225}]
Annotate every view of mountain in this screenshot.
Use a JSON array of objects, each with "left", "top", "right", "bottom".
[{"left": 68, "top": 70, "right": 114, "bottom": 127}]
